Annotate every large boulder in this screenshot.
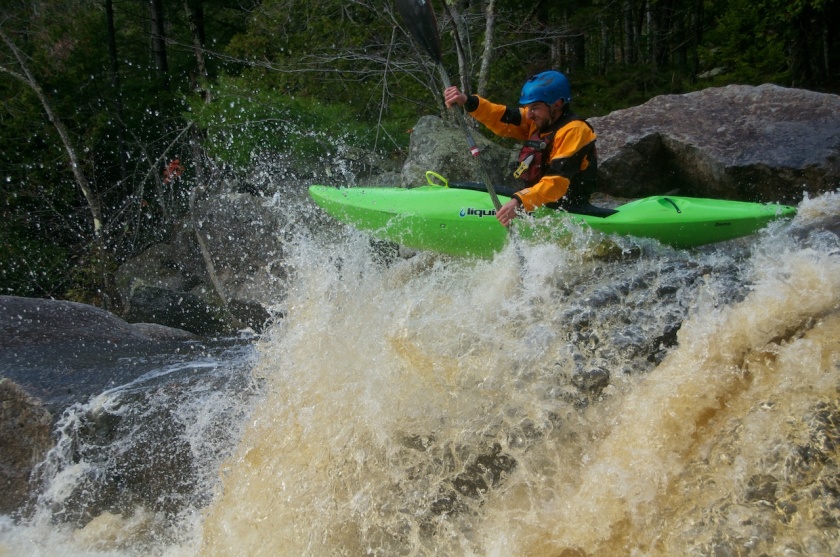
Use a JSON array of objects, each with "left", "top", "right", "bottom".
[
  {"left": 0, "top": 295, "right": 194, "bottom": 349},
  {"left": 0, "top": 295, "right": 197, "bottom": 412},
  {"left": 114, "top": 241, "right": 205, "bottom": 302},
  {"left": 116, "top": 192, "right": 285, "bottom": 333},
  {"left": 590, "top": 84, "right": 840, "bottom": 202},
  {"left": 122, "top": 284, "right": 235, "bottom": 336},
  {"left": 191, "top": 193, "right": 289, "bottom": 308},
  {"left": 401, "top": 115, "right": 519, "bottom": 189}
]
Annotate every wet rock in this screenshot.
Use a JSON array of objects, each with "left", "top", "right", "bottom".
[
  {"left": 114, "top": 242, "right": 203, "bottom": 305},
  {"left": 430, "top": 442, "right": 517, "bottom": 517},
  {"left": 401, "top": 115, "right": 518, "bottom": 189},
  {"left": 50, "top": 393, "right": 198, "bottom": 526},
  {"left": 226, "top": 298, "right": 272, "bottom": 332},
  {"left": 571, "top": 367, "right": 611, "bottom": 398},
  {"left": 591, "top": 84, "right": 840, "bottom": 202},
  {"left": 0, "top": 295, "right": 208, "bottom": 415},
  {"left": 124, "top": 285, "right": 234, "bottom": 336},
  {"left": 0, "top": 295, "right": 139, "bottom": 348},
  {"left": 127, "top": 322, "right": 199, "bottom": 341},
  {"left": 0, "top": 378, "right": 53, "bottom": 515},
  {"left": 0, "top": 295, "right": 194, "bottom": 349}
]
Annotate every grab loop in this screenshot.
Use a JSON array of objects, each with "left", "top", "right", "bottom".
[{"left": 425, "top": 171, "right": 449, "bottom": 188}]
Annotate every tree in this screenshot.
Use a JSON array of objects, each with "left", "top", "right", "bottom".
[
  {"left": 149, "top": 0, "right": 169, "bottom": 85},
  {"left": 0, "top": 20, "right": 123, "bottom": 304}
]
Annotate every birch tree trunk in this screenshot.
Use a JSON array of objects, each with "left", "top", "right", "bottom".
[
  {"left": 444, "top": 1, "right": 472, "bottom": 93},
  {"left": 1, "top": 29, "right": 111, "bottom": 306},
  {"left": 0, "top": 31, "right": 102, "bottom": 238},
  {"left": 476, "top": 0, "right": 495, "bottom": 98}
]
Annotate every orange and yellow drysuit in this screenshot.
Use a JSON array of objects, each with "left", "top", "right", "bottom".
[{"left": 464, "top": 95, "right": 598, "bottom": 211}]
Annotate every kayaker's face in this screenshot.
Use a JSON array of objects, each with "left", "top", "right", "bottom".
[{"left": 525, "top": 100, "right": 563, "bottom": 132}]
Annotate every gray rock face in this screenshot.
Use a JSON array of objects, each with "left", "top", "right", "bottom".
[
  {"left": 191, "top": 193, "right": 289, "bottom": 306},
  {"left": 114, "top": 241, "right": 204, "bottom": 301},
  {"left": 0, "top": 295, "right": 195, "bottom": 349},
  {"left": 0, "top": 295, "right": 198, "bottom": 413},
  {"left": 401, "top": 115, "right": 519, "bottom": 189},
  {"left": 0, "top": 378, "right": 52, "bottom": 515},
  {"left": 123, "top": 285, "right": 234, "bottom": 336},
  {"left": 115, "top": 192, "right": 286, "bottom": 334},
  {"left": 590, "top": 84, "right": 840, "bottom": 202}
]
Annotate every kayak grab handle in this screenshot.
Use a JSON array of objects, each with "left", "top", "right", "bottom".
[
  {"left": 425, "top": 171, "right": 449, "bottom": 188},
  {"left": 662, "top": 197, "right": 682, "bottom": 213}
]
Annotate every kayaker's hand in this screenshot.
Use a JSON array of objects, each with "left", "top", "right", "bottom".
[
  {"left": 496, "top": 198, "right": 521, "bottom": 227},
  {"left": 444, "top": 86, "right": 467, "bottom": 108}
]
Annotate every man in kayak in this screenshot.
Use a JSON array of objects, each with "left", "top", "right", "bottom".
[{"left": 444, "top": 70, "right": 597, "bottom": 227}]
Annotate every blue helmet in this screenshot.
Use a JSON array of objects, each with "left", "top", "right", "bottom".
[{"left": 519, "top": 71, "right": 571, "bottom": 106}]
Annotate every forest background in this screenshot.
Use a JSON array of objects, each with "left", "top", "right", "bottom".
[{"left": 1, "top": 0, "right": 839, "bottom": 308}]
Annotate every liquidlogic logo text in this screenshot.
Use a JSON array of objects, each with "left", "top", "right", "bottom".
[{"left": 459, "top": 207, "right": 497, "bottom": 218}]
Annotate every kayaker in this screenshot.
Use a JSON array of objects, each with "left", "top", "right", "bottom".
[{"left": 444, "top": 71, "right": 597, "bottom": 227}]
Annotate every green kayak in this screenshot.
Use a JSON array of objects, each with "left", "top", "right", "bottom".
[{"left": 309, "top": 183, "right": 796, "bottom": 258}]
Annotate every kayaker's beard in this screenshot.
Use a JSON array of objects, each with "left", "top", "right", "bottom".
[
  {"left": 539, "top": 106, "right": 563, "bottom": 132},
  {"left": 532, "top": 105, "right": 563, "bottom": 132}
]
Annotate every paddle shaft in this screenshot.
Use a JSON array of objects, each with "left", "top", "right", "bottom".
[
  {"left": 435, "top": 62, "right": 503, "bottom": 210},
  {"left": 395, "top": 0, "right": 502, "bottom": 211}
]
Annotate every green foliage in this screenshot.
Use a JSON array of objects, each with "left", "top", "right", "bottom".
[
  {"left": 573, "top": 66, "right": 672, "bottom": 116},
  {"left": 186, "top": 75, "right": 411, "bottom": 169},
  {"left": 0, "top": 221, "right": 72, "bottom": 298},
  {"left": 707, "top": 0, "right": 791, "bottom": 84}
]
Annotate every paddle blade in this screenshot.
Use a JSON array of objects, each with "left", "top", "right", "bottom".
[{"left": 395, "top": 0, "right": 442, "bottom": 62}]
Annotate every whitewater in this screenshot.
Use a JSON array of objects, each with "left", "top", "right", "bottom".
[{"left": 2, "top": 189, "right": 840, "bottom": 557}]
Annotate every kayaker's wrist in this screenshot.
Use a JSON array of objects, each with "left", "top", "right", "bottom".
[{"left": 464, "top": 95, "right": 479, "bottom": 112}]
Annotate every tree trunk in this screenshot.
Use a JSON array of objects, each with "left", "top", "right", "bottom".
[
  {"left": 690, "top": 0, "right": 703, "bottom": 81},
  {"left": 444, "top": 1, "right": 472, "bottom": 93},
  {"left": 189, "top": 186, "right": 228, "bottom": 307},
  {"left": 599, "top": 19, "right": 610, "bottom": 75},
  {"left": 476, "top": 0, "right": 495, "bottom": 97},
  {"left": 623, "top": 0, "right": 635, "bottom": 65},
  {"left": 649, "top": 0, "right": 670, "bottom": 70},
  {"left": 1, "top": 30, "right": 111, "bottom": 307},
  {"left": 149, "top": 0, "right": 169, "bottom": 85},
  {"left": 0, "top": 31, "right": 102, "bottom": 238},
  {"left": 184, "top": 0, "right": 209, "bottom": 95},
  {"left": 106, "top": 0, "right": 128, "bottom": 182},
  {"left": 570, "top": 29, "right": 586, "bottom": 74}
]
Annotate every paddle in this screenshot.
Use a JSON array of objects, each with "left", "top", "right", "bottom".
[{"left": 395, "top": 0, "right": 502, "bottom": 211}]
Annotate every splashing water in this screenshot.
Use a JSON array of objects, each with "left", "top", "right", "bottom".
[{"left": 4, "top": 190, "right": 840, "bottom": 557}]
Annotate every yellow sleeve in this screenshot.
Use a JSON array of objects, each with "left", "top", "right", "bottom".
[
  {"left": 467, "top": 96, "right": 531, "bottom": 141},
  {"left": 514, "top": 176, "right": 571, "bottom": 211}
]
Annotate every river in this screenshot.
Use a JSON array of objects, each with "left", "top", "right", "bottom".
[{"left": 2, "top": 190, "right": 840, "bottom": 556}]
